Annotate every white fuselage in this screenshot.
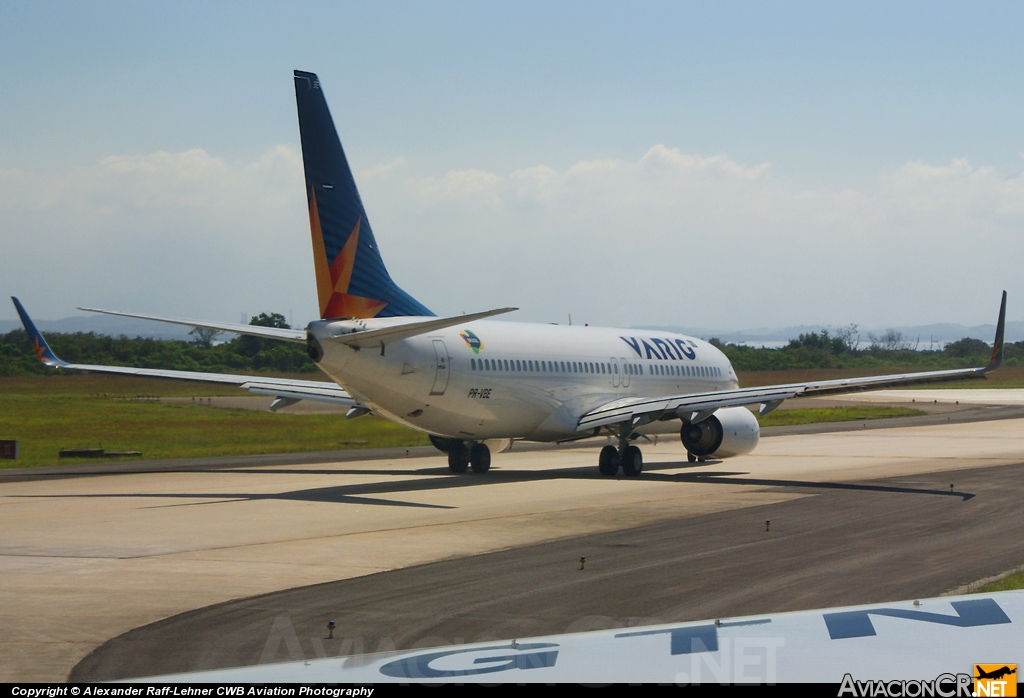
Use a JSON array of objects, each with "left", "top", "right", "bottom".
[{"left": 310, "top": 318, "right": 738, "bottom": 442}]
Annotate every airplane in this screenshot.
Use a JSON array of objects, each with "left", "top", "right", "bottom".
[
  {"left": 975, "top": 665, "right": 1016, "bottom": 681},
  {"left": 12, "top": 69, "right": 1009, "bottom": 478}
]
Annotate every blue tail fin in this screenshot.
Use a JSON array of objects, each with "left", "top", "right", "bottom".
[
  {"left": 11, "top": 297, "right": 66, "bottom": 367},
  {"left": 294, "top": 70, "right": 433, "bottom": 319}
]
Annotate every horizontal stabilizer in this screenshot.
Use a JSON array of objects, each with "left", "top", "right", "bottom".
[
  {"left": 78, "top": 307, "right": 307, "bottom": 344},
  {"left": 12, "top": 298, "right": 351, "bottom": 407},
  {"left": 336, "top": 307, "right": 518, "bottom": 348}
]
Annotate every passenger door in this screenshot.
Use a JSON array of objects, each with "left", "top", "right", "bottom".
[{"left": 430, "top": 339, "right": 450, "bottom": 395}]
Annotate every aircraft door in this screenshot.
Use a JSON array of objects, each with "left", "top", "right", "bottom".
[
  {"left": 610, "top": 357, "right": 620, "bottom": 387},
  {"left": 430, "top": 339, "right": 450, "bottom": 395},
  {"left": 620, "top": 358, "right": 631, "bottom": 387}
]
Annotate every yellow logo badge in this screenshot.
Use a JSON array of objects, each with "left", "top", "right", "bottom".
[{"left": 974, "top": 664, "right": 1017, "bottom": 697}]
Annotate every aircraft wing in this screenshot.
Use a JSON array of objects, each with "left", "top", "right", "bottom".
[
  {"left": 11, "top": 298, "right": 353, "bottom": 408},
  {"left": 578, "top": 291, "right": 1006, "bottom": 432}
]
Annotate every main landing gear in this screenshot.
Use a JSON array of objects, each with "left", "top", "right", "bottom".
[
  {"left": 598, "top": 426, "right": 643, "bottom": 478},
  {"left": 447, "top": 441, "right": 491, "bottom": 474}
]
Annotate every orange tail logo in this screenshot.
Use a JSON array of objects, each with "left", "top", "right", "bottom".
[{"left": 309, "top": 189, "right": 388, "bottom": 319}]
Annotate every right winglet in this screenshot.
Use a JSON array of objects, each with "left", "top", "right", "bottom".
[
  {"left": 987, "top": 290, "right": 1007, "bottom": 371},
  {"left": 11, "top": 297, "right": 66, "bottom": 367}
]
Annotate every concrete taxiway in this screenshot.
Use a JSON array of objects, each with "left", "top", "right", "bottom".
[{"left": 1, "top": 390, "right": 1023, "bottom": 681}]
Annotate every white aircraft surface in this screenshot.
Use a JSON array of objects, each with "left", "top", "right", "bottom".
[
  {"left": 132, "top": 591, "right": 1022, "bottom": 684},
  {"left": 12, "top": 70, "right": 1008, "bottom": 477}
]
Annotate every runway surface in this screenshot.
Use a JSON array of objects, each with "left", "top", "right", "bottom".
[
  {"left": 75, "top": 461, "right": 1024, "bottom": 681},
  {"left": 1, "top": 390, "right": 1023, "bottom": 681}
]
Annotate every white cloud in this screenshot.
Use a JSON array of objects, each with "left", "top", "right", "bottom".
[
  {"left": 3, "top": 146, "right": 1022, "bottom": 330},
  {"left": 0, "top": 146, "right": 315, "bottom": 323}
]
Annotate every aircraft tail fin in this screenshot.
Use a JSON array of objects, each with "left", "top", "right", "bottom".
[
  {"left": 294, "top": 70, "right": 433, "bottom": 320},
  {"left": 11, "top": 297, "right": 67, "bottom": 367}
]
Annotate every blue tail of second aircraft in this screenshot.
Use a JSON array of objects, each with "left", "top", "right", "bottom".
[{"left": 294, "top": 70, "right": 433, "bottom": 320}]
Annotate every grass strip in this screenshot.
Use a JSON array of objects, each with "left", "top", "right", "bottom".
[
  {"left": 979, "top": 570, "right": 1024, "bottom": 593},
  {"left": 758, "top": 405, "right": 926, "bottom": 427}
]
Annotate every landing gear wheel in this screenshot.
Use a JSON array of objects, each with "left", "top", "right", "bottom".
[
  {"left": 687, "top": 452, "right": 697, "bottom": 463},
  {"left": 621, "top": 445, "right": 643, "bottom": 477},
  {"left": 448, "top": 444, "right": 469, "bottom": 473},
  {"left": 470, "top": 443, "right": 491, "bottom": 473},
  {"left": 599, "top": 445, "right": 619, "bottom": 476},
  {"left": 697, "top": 456, "right": 707, "bottom": 463}
]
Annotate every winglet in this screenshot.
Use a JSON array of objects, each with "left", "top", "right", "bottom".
[
  {"left": 987, "top": 290, "right": 1007, "bottom": 370},
  {"left": 10, "top": 297, "right": 66, "bottom": 367}
]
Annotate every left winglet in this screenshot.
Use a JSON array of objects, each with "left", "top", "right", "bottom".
[
  {"left": 11, "top": 297, "right": 66, "bottom": 367},
  {"left": 987, "top": 290, "right": 1007, "bottom": 371}
]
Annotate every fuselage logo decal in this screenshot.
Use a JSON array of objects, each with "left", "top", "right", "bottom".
[
  {"left": 460, "top": 330, "right": 483, "bottom": 354},
  {"left": 620, "top": 336, "right": 696, "bottom": 360}
]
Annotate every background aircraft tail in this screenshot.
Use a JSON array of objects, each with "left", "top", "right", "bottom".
[{"left": 294, "top": 70, "right": 433, "bottom": 319}]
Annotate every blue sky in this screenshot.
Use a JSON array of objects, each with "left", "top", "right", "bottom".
[{"left": 2, "top": 2, "right": 1023, "bottom": 331}]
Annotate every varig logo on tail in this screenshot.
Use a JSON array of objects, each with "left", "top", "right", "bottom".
[
  {"left": 308, "top": 189, "right": 388, "bottom": 320},
  {"left": 460, "top": 330, "right": 483, "bottom": 353}
]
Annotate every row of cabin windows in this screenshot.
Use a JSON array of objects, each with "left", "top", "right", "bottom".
[{"left": 469, "top": 357, "right": 723, "bottom": 378}]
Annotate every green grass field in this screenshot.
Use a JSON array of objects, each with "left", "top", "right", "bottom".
[
  {"left": 0, "top": 375, "right": 429, "bottom": 468},
  {"left": 979, "top": 570, "right": 1024, "bottom": 592},
  {"left": 0, "top": 374, "right": 967, "bottom": 468}
]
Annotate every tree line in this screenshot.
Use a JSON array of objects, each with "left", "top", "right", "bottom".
[
  {"left": 0, "top": 312, "right": 317, "bottom": 377},
  {"left": 1, "top": 315, "right": 1020, "bottom": 377},
  {"left": 710, "top": 325, "right": 1022, "bottom": 371}
]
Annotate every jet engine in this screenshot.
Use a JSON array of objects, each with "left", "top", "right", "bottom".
[{"left": 679, "top": 406, "right": 759, "bottom": 458}]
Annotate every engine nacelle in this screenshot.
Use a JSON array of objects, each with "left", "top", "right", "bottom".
[{"left": 679, "top": 406, "right": 759, "bottom": 458}]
